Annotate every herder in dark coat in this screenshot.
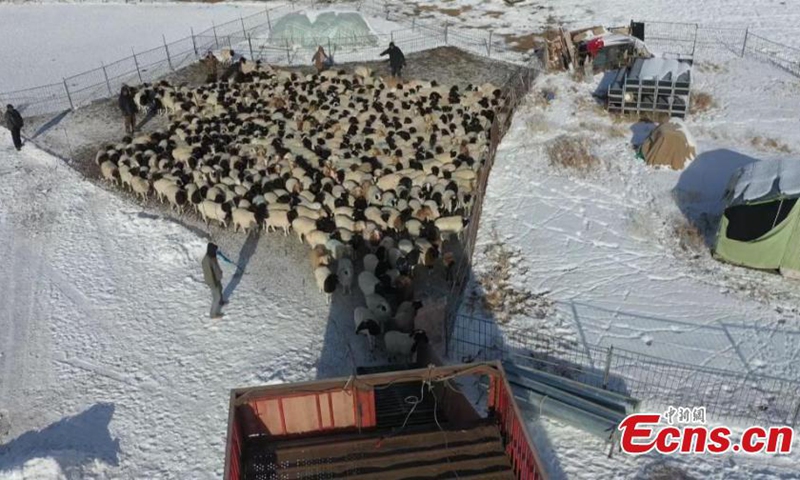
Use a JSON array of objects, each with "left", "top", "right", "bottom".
[
  {"left": 380, "top": 42, "right": 406, "bottom": 78},
  {"left": 118, "top": 85, "right": 138, "bottom": 135},
  {"left": 202, "top": 242, "right": 225, "bottom": 319},
  {"left": 4, "top": 105, "right": 24, "bottom": 151}
]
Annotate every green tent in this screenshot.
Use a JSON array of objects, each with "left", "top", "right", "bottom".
[{"left": 714, "top": 158, "right": 800, "bottom": 276}]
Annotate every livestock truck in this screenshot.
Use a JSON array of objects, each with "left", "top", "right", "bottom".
[{"left": 224, "top": 361, "right": 546, "bottom": 479}]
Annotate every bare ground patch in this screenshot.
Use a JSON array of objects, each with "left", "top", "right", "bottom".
[
  {"left": 690, "top": 91, "right": 716, "bottom": 114},
  {"left": 468, "top": 231, "right": 554, "bottom": 324},
  {"left": 751, "top": 135, "right": 792, "bottom": 153},
  {"left": 413, "top": 3, "right": 473, "bottom": 17},
  {"left": 547, "top": 134, "right": 600, "bottom": 173}
]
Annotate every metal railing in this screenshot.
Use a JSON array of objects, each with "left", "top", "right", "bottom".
[
  {"left": 641, "top": 20, "right": 800, "bottom": 77},
  {"left": 449, "top": 312, "right": 800, "bottom": 428},
  {"left": 0, "top": 0, "right": 527, "bottom": 118}
]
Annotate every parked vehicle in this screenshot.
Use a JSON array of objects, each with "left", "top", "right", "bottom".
[{"left": 224, "top": 362, "right": 546, "bottom": 480}]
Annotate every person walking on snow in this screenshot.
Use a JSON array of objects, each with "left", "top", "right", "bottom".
[
  {"left": 380, "top": 42, "right": 406, "bottom": 78},
  {"left": 202, "top": 242, "right": 225, "bottom": 319},
  {"left": 4, "top": 105, "right": 24, "bottom": 152},
  {"left": 118, "top": 85, "right": 137, "bottom": 135}
]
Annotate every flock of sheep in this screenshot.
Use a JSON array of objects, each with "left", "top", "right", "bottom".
[{"left": 94, "top": 57, "right": 502, "bottom": 363}]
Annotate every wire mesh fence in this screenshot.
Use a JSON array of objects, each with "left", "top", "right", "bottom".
[
  {"left": 641, "top": 20, "right": 800, "bottom": 77},
  {"left": 449, "top": 313, "right": 800, "bottom": 428},
  {"left": 0, "top": 0, "right": 530, "bottom": 118}
]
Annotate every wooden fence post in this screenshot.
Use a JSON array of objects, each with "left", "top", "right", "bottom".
[
  {"left": 445, "top": 22, "right": 449, "bottom": 44},
  {"left": 101, "top": 61, "right": 112, "bottom": 96},
  {"left": 131, "top": 48, "right": 143, "bottom": 83},
  {"left": 741, "top": 26, "right": 749, "bottom": 57},
  {"left": 247, "top": 34, "right": 254, "bottom": 60},
  {"left": 62, "top": 78, "right": 74, "bottom": 111},
  {"left": 240, "top": 16, "right": 247, "bottom": 38},
  {"left": 285, "top": 39, "right": 291, "bottom": 63},
  {"left": 163, "top": 34, "right": 174, "bottom": 71},
  {"left": 488, "top": 30, "right": 493, "bottom": 57},
  {"left": 266, "top": 8, "right": 272, "bottom": 31}
]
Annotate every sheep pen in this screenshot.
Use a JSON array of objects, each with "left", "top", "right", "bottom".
[{"left": 27, "top": 46, "right": 533, "bottom": 371}]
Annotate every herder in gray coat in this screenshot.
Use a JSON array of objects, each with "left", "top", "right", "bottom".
[{"left": 202, "top": 242, "right": 224, "bottom": 319}]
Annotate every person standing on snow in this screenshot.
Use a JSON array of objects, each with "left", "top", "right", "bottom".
[
  {"left": 379, "top": 41, "right": 406, "bottom": 78},
  {"left": 4, "top": 105, "right": 24, "bottom": 152},
  {"left": 118, "top": 85, "right": 138, "bottom": 135},
  {"left": 202, "top": 51, "right": 220, "bottom": 83},
  {"left": 202, "top": 242, "right": 225, "bottom": 319}
]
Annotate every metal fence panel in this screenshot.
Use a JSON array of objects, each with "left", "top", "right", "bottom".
[{"left": 449, "top": 313, "right": 800, "bottom": 427}]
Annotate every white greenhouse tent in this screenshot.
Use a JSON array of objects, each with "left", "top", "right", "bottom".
[{"left": 269, "top": 12, "right": 378, "bottom": 49}]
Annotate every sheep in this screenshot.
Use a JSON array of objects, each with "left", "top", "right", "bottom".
[
  {"left": 232, "top": 207, "right": 261, "bottom": 233},
  {"left": 305, "top": 229, "right": 331, "bottom": 249},
  {"left": 337, "top": 257, "right": 354, "bottom": 294},
  {"left": 435, "top": 215, "right": 469, "bottom": 239},
  {"left": 153, "top": 177, "right": 177, "bottom": 203},
  {"left": 358, "top": 270, "right": 383, "bottom": 296},
  {"left": 314, "top": 266, "right": 338, "bottom": 304},
  {"left": 363, "top": 253, "right": 379, "bottom": 274},
  {"left": 365, "top": 293, "right": 392, "bottom": 322},
  {"left": 162, "top": 183, "right": 188, "bottom": 212},
  {"left": 119, "top": 164, "right": 135, "bottom": 189},
  {"left": 129, "top": 176, "right": 150, "bottom": 200},
  {"left": 99, "top": 160, "right": 120, "bottom": 185},
  {"left": 198, "top": 200, "right": 231, "bottom": 227},
  {"left": 292, "top": 216, "right": 317, "bottom": 241},
  {"left": 265, "top": 208, "right": 297, "bottom": 235},
  {"left": 354, "top": 306, "right": 381, "bottom": 352},
  {"left": 326, "top": 238, "right": 351, "bottom": 260},
  {"left": 309, "top": 245, "right": 330, "bottom": 270},
  {"left": 384, "top": 330, "right": 429, "bottom": 363},
  {"left": 393, "top": 300, "right": 423, "bottom": 333}
]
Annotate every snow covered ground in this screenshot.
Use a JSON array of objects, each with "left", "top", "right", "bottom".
[
  {"left": 388, "top": 0, "right": 800, "bottom": 45},
  {"left": 458, "top": 46, "right": 800, "bottom": 480},
  {"left": 0, "top": 2, "right": 270, "bottom": 91},
  {"left": 2, "top": 1, "right": 800, "bottom": 479}
]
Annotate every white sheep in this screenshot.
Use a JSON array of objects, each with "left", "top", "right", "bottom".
[
  {"left": 197, "top": 200, "right": 230, "bottom": 227},
  {"left": 393, "top": 300, "right": 423, "bottom": 333},
  {"left": 313, "top": 266, "right": 338, "bottom": 305},
  {"left": 265, "top": 208, "right": 295, "bottom": 235},
  {"left": 365, "top": 293, "right": 391, "bottom": 322},
  {"left": 337, "top": 257, "right": 354, "bottom": 295},
  {"left": 384, "top": 330, "right": 429, "bottom": 364},
  {"left": 99, "top": 160, "right": 120, "bottom": 185},
  {"left": 435, "top": 215, "right": 469, "bottom": 239},
  {"left": 292, "top": 216, "right": 317, "bottom": 242},
  {"left": 129, "top": 176, "right": 150, "bottom": 200},
  {"left": 231, "top": 208, "right": 259, "bottom": 233},
  {"left": 358, "top": 271, "right": 381, "bottom": 297},
  {"left": 363, "top": 253, "right": 379, "bottom": 274}
]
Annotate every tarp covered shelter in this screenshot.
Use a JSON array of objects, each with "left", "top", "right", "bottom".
[
  {"left": 269, "top": 11, "right": 378, "bottom": 48},
  {"left": 639, "top": 119, "right": 696, "bottom": 170},
  {"left": 714, "top": 158, "right": 800, "bottom": 275}
]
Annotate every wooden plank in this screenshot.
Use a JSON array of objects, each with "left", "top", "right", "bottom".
[
  {"left": 340, "top": 455, "right": 513, "bottom": 480},
  {"left": 273, "top": 424, "right": 502, "bottom": 465},
  {"left": 277, "top": 434, "right": 506, "bottom": 477}
]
